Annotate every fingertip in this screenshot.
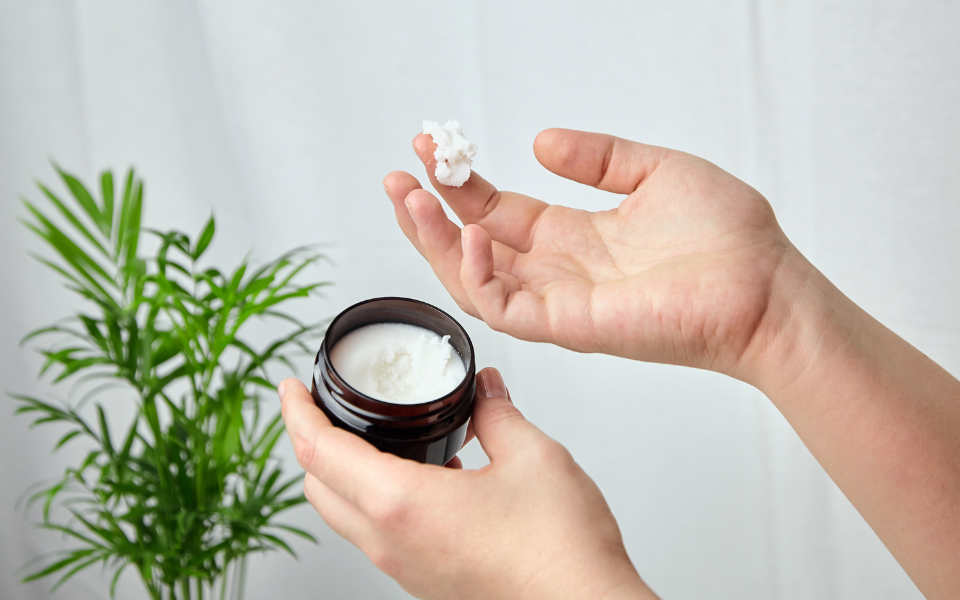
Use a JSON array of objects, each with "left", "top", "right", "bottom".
[
  {"left": 404, "top": 187, "right": 430, "bottom": 209},
  {"left": 278, "top": 377, "right": 306, "bottom": 400},
  {"left": 404, "top": 189, "right": 442, "bottom": 228},
  {"left": 476, "top": 367, "right": 507, "bottom": 400},
  {"left": 533, "top": 127, "right": 589, "bottom": 176},
  {"left": 533, "top": 128, "right": 567, "bottom": 155},
  {"left": 277, "top": 378, "right": 321, "bottom": 420},
  {"left": 383, "top": 171, "right": 421, "bottom": 204},
  {"left": 444, "top": 455, "right": 464, "bottom": 470},
  {"left": 470, "top": 371, "right": 537, "bottom": 462},
  {"left": 461, "top": 223, "right": 489, "bottom": 249},
  {"left": 413, "top": 132, "right": 436, "bottom": 161}
]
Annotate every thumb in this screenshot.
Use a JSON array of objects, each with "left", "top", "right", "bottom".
[
  {"left": 533, "top": 128, "right": 672, "bottom": 195},
  {"left": 471, "top": 367, "right": 543, "bottom": 463}
]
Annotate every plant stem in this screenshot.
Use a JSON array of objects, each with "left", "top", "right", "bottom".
[
  {"left": 219, "top": 561, "right": 230, "bottom": 600},
  {"left": 237, "top": 556, "right": 247, "bottom": 600},
  {"left": 142, "top": 569, "right": 162, "bottom": 600}
]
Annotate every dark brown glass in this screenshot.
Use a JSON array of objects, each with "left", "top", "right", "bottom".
[{"left": 311, "top": 297, "right": 476, "bottom": 465}]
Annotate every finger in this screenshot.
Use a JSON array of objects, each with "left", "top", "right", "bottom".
[
  {"left": 304, "top": 473, "right": 372, "bottom": 548},
  {"left": 456, "top": 373, "right": 511, "bottom": 452},
  {"left": 460, "top": 225, "right": 550, "bottom": 342},
  {"left": 471, "top": 367, "right": 544, "bottom": 462},
  {"left": 413, "top": 132, "right": 548, "bottom": 253},
  {"left": 533, "top": 128, "right": 673, "bottom": 194},
  {"left": 405, "top": 190, "right": 520, "bottom": 319},
  {"left": 279, "top": 378, "right": 402, "bottom": 509},
  {"left": 444, "top": 455, "right": 464, "bottom": 470},
  {"left": 383, "top": 170, "right": 425, "bottom": 254},
  {"left": 403, "top": 189, "right": 475, "bottom": 315}
]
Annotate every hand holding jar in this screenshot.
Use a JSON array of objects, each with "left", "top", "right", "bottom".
[{"left": 279, "top": 368, "right": 658, "bottom": 600}]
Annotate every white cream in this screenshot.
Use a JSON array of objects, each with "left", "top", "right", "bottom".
[
  {"left": 329, "top": 323, "right": 466, "bottom": 405},
  {"left": 422, "top": 119, "right": 477, "bottom": 187}
]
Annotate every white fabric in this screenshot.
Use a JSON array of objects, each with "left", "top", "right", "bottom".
[{"left": 2, "top": 1, "right": 958, "bottom": 598}]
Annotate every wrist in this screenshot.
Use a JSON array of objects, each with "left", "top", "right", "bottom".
[
  {"left": 521, "top": 549, "right": 657, "bottom": 600},
  {"left": 734, "top": 247, "right": 858, "bottom": 400}
]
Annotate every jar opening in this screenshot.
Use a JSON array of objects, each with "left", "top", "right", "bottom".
[{"left": 321, "top": 297, "right": 475, "bottom": 411}]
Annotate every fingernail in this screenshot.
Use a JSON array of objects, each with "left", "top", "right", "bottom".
[
  {"left": 382, "top": 181, "right": 391, "bottom": 198},
  {"left": 278, "top": 381, "right": 286, "bottom": 400},
  {"left": 477, "top": 368, "right": 507, "bottom": 400},
  {"left": 404, "top": 197, "right": 419, "bottom": 224}
]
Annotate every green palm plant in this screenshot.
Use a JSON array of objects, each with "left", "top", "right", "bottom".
[{"left": 14, "top": 165, "right": 325, "bottom": 600}]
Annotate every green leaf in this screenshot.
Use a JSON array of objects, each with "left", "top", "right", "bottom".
[
  {"left": 123, "top": 180, "right": 143, "bottom": 266},
  {"left": 30, "top": 188, "right": 110, "bottom": 258},
  {"left": 54, "top": 430, "right": 83, "bottom": 451},
  {"left": 21, "top": 549, "right": 99, "bottom": 583},
  {"left": 270, "top": 524, "right": 318, "bottom": 544},
  {"left": 25, "top": 252, "right": 82, "bottom": 289},
  {"left": 259, "top": 533, "right": 296, "bottom": 557},
  {"left": 193, "top": 214, "right": 215, "bottom": 260},
  {"left": 78, "top": 315, "right": 108, "bottom": 351},
  {"left": 42, "top": 524, "right": 106, "bottom": 549},
  {"left": 262, "top": 475, "right": 302, "bottom": 504},
  {"left": 109, "top": 561, "right": 128, "bottom": 598},
  {"left": 247, "top": 376, "right": 274, "bottom": 390},
  {"left": 115, "top": 169, "right": 135, "bottom": 261},
  {"left": 100, "top": 170, "right": 114, "bottom": 238},
  {"left": 21, "top": 204, "right": 115, "bottom": 292},
  {"left": 51, "top": 356, "right": 113, "bottom": 383},
  {"left": 52, "top": 553, "right": 106, "bottom": 591},
  {"left": 19, "top": 324, "right": 72, "bottom": 347},
  {"left": 54, "top": 164, "right": 105, "bottom": 232},
  {"left": 97, "top": 405, "right": 115, "bottom": 458}
]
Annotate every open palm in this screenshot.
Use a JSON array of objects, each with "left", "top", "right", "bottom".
[{"left": 383, "top": 129, "right": 795, "bottom": 376}]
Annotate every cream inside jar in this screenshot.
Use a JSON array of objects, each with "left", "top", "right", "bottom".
[{"left": 329, "top": 322, "right": 466, "bottom": 405}]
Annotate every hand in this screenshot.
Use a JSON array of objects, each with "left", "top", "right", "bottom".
[
  {"left": 383, "top": 129, "right": 798, "bottom": 379},
  {"left": 279, "top": 369, "right": 657, "bottom": 600},
  {"left": 384, "top": 128, "right": 960, "bottom": 598}
]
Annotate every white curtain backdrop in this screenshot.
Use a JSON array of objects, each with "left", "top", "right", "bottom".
[{"left": 2, "top": 1, "right": 958, "bottom": 598}]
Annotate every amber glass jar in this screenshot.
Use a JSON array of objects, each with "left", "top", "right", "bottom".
[{"left": 311, "top": 297, "right": 476, "bottom": 465}]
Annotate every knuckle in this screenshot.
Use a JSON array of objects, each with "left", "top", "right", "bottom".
[
  {"left": 302, "top": 477, "right": 313, "bottom": 503},
  {"left": 485, "top": 317, "right": 506, "bottom": 333},
  {"left": 367, "top": 545, "right": 403, "bottom": 579},
  {"left": 292, "top": 435, "right": 318, "bottom": 471},
  {"left": 482, "top": 402, "right": 523, "bottom": 424},
  {"left": 363, "top": 467, "right": 420, "bottom": 532},
  {"left": 480, "top": 189, "right": 502, "bottom": 220},
  {"left": 528, "top": 438, "right": 573, "bottom": 467},
  {"left": 454, "top": 296, "right": 476, "bottom": 317},
  {"left": 365, "top": 487, "right": 412, "bottom": 531}
]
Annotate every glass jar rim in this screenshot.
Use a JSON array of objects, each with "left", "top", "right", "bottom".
[{"left": 319, "top": 297, "right": 476, "bottom": 415}]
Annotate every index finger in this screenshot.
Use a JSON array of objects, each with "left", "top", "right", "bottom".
[
  {"left": 414, "top": 133, "right": 547, "bottom": 253},
  {"left": 278, "top": 378, "right": 403, "bottom": 510}
]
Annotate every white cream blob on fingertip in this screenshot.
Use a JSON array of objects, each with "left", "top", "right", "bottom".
[{"left": 422, "top": 120, "right": 477, "bottom": 187}]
